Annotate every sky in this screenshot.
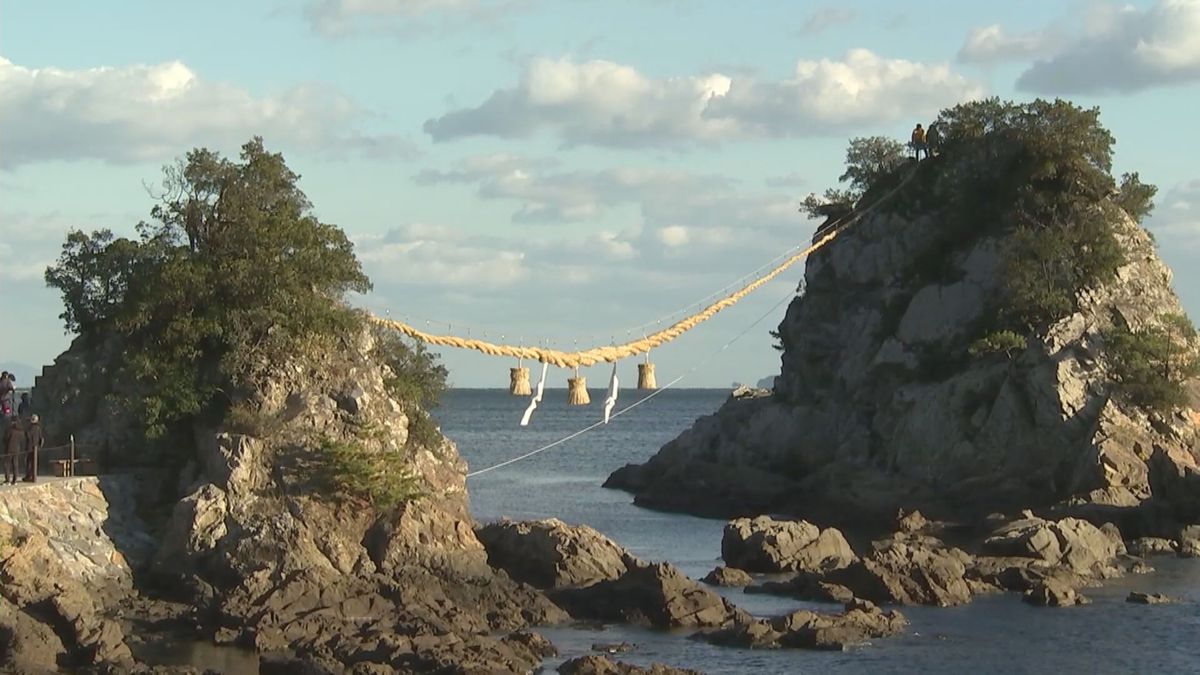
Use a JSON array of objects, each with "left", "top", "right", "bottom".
[{"left": 2, "top": 0, "right": 1200, "bottom": 388}]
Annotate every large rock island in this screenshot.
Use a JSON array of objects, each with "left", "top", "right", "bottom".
[{"left": 608, "top": 100, "right": 1200, "bottom": 540}]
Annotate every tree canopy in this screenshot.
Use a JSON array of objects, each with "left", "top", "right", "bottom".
[{"left": 46, "top": 138, "right": 372, "bottom": 436}]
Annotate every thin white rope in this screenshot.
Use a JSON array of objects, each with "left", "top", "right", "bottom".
[{"left": 465, "top": 287, "right": 798, "bottom": 478}]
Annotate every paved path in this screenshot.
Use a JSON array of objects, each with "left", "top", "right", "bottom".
[{"left": 0, "top": 475, "right": 79, "bottom": 493}]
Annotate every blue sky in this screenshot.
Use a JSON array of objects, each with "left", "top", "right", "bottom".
[{"left": 2, "top": 0, "right": 1199, "bottom": 388}]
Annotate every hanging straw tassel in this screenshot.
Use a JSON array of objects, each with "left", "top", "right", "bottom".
[
  {"left": 509, "top": 360, "right": 532, "bottom": 396},
  {"left": 637, "top": 361, "right": 657, "bottom": 390},
  {"left": 567, "top": 368, "right": 590, "bottom": 405}
]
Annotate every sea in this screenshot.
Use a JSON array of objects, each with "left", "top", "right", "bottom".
[{"left": 440, "top": 388, "right": 1200, "bottom": 675}]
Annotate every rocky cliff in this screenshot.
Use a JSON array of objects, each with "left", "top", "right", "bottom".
[
  {"left": 27, "top": 328, "right": 567, "bottom": 673},
  {"left": 608, "top": 168, "right": 1200, "bottom": 535}
]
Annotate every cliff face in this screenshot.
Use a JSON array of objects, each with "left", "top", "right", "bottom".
[{"left": 608, "top": 194, "right": 1200, "bottom": 533}]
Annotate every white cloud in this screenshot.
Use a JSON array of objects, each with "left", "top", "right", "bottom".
[
  {"left": 659, "top": 225, "right": 689, "bottom": 247},
  {"left": 1017, "top": 0, "right": 1200, "bottom": 93},
  {"left": 0, "top": 56, "right": 415, "bottom": 168},
  {"left": 304, "top": 0, "right": 523, "bottom": 36},
  {"left": 416, "top": 155, "right": 732, "bottom": 223},
  {"left": 799, "top": 7, "right": 856, "bottom": 35},
  {"left": 957, "top": 24, "right": 1057, "bottom": 64},
  {"left": 424, "top": 51, "right": 982, "bottom": 147},
  {"left": 356, "top": 224, "right": 528, "bottom": 287}
]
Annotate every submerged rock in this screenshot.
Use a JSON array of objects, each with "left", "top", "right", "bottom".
[
  {"left": 700, "top": 598, "right": 907, "bottom": 651},
  {"left": 1126, "top": 591, "right": 1177, "bottom": 604},
  {"left": 701, "top": 566, "right": 753, "bottom": 587},
  {"left": 721, "top": 516, "right": 856, "bottom": 574},
  {"left": 558, "top": 655, "right": 702, "bottom": 675}
]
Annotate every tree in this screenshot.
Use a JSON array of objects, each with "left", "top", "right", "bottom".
[
  {"left": 1115, "top": 172, "right": 1157, "bottom": 224},
  {"left": 45, "top": 138, "right": 372, "bottom": 437},
  {"left": 838, "top": 136, "right": 907, "bottom": 195},
  {"left": 1104, "top": 313, "right": 1200, "bottom": 412}
]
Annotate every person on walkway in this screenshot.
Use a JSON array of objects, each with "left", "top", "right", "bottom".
[
  {"left": 17, "top": 392, "right": 30, "bottom": 419},
  {"left": 23, "top": 415, "right": 42, "bottom": 483},
  {"left": 2, "top": 417, "right": 23, "bottom": 485},
  {"left": 911, "top": 124, "right": 928, "bottom": 160},
  {"left": 926, "top": 122, "right": 942, "bottom": 157}
]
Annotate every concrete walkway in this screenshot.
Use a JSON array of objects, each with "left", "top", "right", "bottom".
[{"left": 0, "top": 475, "right": 79, "bottom": 492}]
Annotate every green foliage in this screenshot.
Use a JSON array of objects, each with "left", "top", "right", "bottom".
[
  {"left": 1104, "top": 314, "right": 1200, "bottom": 413},
  {"left": 800, "top": 137, "right": 905, "bottom": 220},
  {"left": 799, "top": 188, "right": 856, "bottom": 220},
  {"left": 319, "top": 438, "right": 424, "bottom": 508},
  {"left": 45, "top": 138, "right": 372, "bottom": 437},
  {"left": 968, "top": 330, "right": 1027, "bottom": 358},
  {"left": 1001, "top": 213, "right": 1124, "bottom": 330},
  {"left": 373, "top": 327, "right": 449, "bottom": 451},
  {"left": 1115, "top": 172, "right": 1158, "bottom": 224},
  {"left": 838, "top": 136, "right": 908, "bottom": 196}
]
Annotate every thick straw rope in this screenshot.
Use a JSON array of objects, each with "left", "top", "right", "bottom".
[{"left": 370, "top": 227, "right": 842, "bottom": 369}]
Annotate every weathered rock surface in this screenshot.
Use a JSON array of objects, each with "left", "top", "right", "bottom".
[
  {"left": 1127, "top": 537, "right": 1178, "bottom": 557},
  {"left": 477, "top": 518, "right": 636, "bottom": 589},
  {"left": 744, "top": 572, "right": 856, "bottom": 604},
  {"left": 605, "top": 194, "right": 1200, "bottom": 528},
  {"left": 1023, "top": 580, "right": 1090, "bottom": 607},
  {"left": 0, "top": 524, "right": 134, "bottom": 670},
  {"left": 552, "top": 562, "right": 751, "bottom": 629},
  {"left": 822, "top": 534, "right": 974, "bottom": 607},
  {"left": 700, "top": 599, "right": 907, "bottom": 651},
  {"left": 558, "top": 655, "right": 702, "bottom": 675},
  {"left": 981, "top": 514, "right": 1123, "bottom": 576},
  {"left": 1177, "top": 524, "right": 1200, "bottom": 558},
  {"left": 721, "top": 516, "right": 856, "bottom": 573},
  {"left": 701, "top": 566, "right": 753, "bottom": 587}
]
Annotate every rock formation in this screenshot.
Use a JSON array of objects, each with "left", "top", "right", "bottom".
[
  {"left": 606, "top": 170, "right": 1199, "bottom": 536},
  {"left": 32, "top": 328, "right": 568, "bottom": 673}
]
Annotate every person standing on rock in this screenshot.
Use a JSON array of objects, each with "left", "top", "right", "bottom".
[
  {"left": 17, "top": 392, "right": 31, "bottom": 419},
  {"left": 926, "top": 122, "right": 942, "bottom": 157},
  {"left": 2, "top": 417, "right": 23, "bottom": 485},
  {"left": 911, "top": 124, "right": 928, "bottom": 160},
  {"left": 24, "top": 414, "right": 42, "bottom": 483}
]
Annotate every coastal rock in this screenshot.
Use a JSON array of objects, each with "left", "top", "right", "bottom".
[
  {"left": 558, "top": 655, "right": 702, "bottom": 675},
  {"left": 822, "top": 535, "right": 974, "bottom": 606},
  {"left": 700, "top": 599, "right": 907, "bottom": 651},
  {"left": 604, "top": 190, "right": 1199, "bottom": 529},
  {"left": 552, "top": 562, "right": 750, "bottom": 629},
  {"left": 982, "top": 515, "right": 1122, "bottom": 575},
  {"left": 476, "top": 518, "right": 635, "bottom": 589},
  {"left": 1023, "top": 580, "right": 1090, "bottom": 607},
  {"left": 0, "top": 527, "right": 134, "bottom": 668},
  {"left": 701, "top": 566, "right": 753, "bottom": 587},
  {"left": 721, "top": 516, "right": 856, "bottom": 573},
  {"left": 744, "top": 570, "right": 856, "bottom": 604},
  {"left": 1127, "top": 591, "right": 1176, "bottom": 604},
  {"left": 1126, "top": 537, "right": 1177, "bottom": 557},
  {"left": 1177, "top": 525, "right": 1200, "bottom": 558}
]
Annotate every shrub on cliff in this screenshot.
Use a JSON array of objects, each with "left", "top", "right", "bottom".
[
  {"left": 1104, "top": 314, "right": 1200, "bottom": 413},
  {"left": 45, "top": 138, "right": 371, "bottom": 438}
]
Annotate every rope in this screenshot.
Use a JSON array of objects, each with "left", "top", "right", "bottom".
[
  {"left": 466, "top": 287, "right": 798, "bottom": 478},
  {"left": 371, "top": 227, "right": 840, "bottom": 368}
]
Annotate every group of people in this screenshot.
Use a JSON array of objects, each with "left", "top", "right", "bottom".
[
  {"left": 911, "top": 122, "right": 943, "bottom": 160},
  {"left": 1, "top": 371, "right": 44, "bottom": 486}
]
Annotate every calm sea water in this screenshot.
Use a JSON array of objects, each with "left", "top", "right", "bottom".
[{"left": 438, "top": 388, "right": 1200, "bottom": 675}]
